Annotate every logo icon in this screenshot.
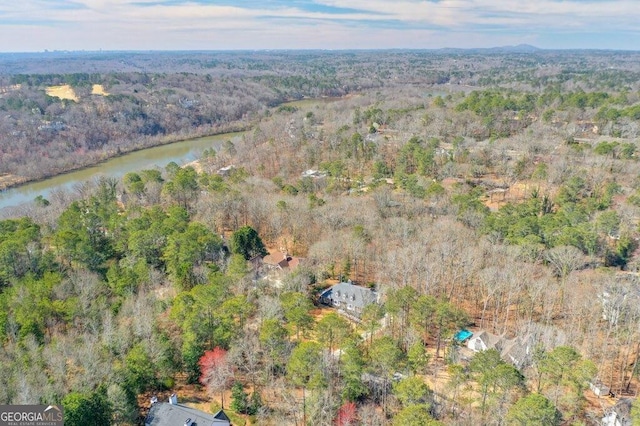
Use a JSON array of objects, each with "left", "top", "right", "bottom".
[{"left": 0, "top": 404, "right": 64, "bottom": 426}]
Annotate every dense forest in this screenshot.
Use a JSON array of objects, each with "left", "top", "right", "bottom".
[
  {"left": 1, "top": 50, "right": 640, "bottom": 425},
  {"left": 2, "top": 50, "right": 640, "bottom": 186}
]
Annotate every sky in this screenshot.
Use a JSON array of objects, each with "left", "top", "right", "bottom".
[{"left": 0, "top": 0, "right": 638, "bottom": 52}]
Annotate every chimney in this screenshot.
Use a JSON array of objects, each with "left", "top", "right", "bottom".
[
  {"left": 169, "top": 394, "right": 178, "bottom": 405},
  {"left": 184, "top": 418, "right": 193, "bottom": 426}
]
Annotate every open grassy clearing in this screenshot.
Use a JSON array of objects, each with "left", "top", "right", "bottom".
[{"left": 45, "top": 84, "right": 78, "bottom": 101}]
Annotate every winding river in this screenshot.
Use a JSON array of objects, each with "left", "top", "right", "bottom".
[
  {"left": 0, "top": 132, "right": 244, "bottom": 210},
  {"left": 0, "top": 92, "right": 447, "bottom": 211},
  {"left": 0, "top": 96, "right": 353, "bottom": 211}
]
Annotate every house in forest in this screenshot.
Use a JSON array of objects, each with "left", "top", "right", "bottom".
[
  {"left": 38, "top": 121, "right": 65, "bottom": 132},
  {"left": 145, "top": 394, "right": 231, "bottom": 426},
  {"left": 589, "top": 380, "right": 611, "bottom": 397},
  {"left": 262, "top": 251, "right": 302, "bottom": 272},
  {"left": 217, "top": 165, "right": 235, "bottom": 177},
  {"left": 467, "top": 330, "right": 532, "bottom": 369},
  {"left": 320, "top": 281, "right": 378, "bottom": 319},
  {"left": 598, "top": 273, "right": 640, "bottom": 326},
  {"left": 602, "top": 398, "right": 633, "bottom": 426},
  {"left": 467, "top": 330, "right": 502, "bottom": 352},
  {"left": 301, "top": 169, "right": 327, "bottom": 178},
  {"left": 500, "top": 336, "right": 532, "bottom": 369}
]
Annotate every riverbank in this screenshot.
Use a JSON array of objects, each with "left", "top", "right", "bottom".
[
  {"left": 0, "top": 95, "right": 350, "bottom": 194},
  {"left": 0, "top": 174, "right": 30, "bottom": 191},
  {"left": 0, "top": 121, "right": 251, "bottom": 193},
  {"left": 0, "top": 130, "right": 251, "bottom": 210}
]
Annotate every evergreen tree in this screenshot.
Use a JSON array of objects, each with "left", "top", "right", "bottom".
[
  {"left": 506, "top": 393, "right": 561, "bottom": 426},
  {"left": 230, "top": 226, "right": 268, "bottom": 260},
  {"left": 62, "top": 386, "right": 112, "bottom": 426},
  {"left": 230, "top": 381, "right": 250, "bottom": 414}
]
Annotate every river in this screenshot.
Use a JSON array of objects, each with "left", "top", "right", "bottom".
[
  {"left": 0, "top": 96, "right": 350, "bottom": 211},
  {"left": 0, "top": 132, "right": 244, "bottom": 210},
  {"left": 0, "top": 92, "right": 444, "bottom": 211}
]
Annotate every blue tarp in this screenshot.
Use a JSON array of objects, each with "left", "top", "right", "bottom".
[{"left": 454, "top": 329, "right": 473, "bottom": 342}]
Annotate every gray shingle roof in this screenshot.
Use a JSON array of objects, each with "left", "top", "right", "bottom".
[
  {"left": 468, "top": 330, "right": 532, "bottom": 369},
  {"left": 145, "top": 403, "right": 230, "bottom": 426},
  {"left": 320, "top": 282, "right": 378, "bottom": 315}
]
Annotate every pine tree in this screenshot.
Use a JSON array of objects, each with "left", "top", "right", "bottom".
[{"left": 230, "top": 381, "right": 249, "bottom": 414}]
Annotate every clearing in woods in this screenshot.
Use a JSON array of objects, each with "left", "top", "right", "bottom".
[
  {"left": 45, "top": 84, "right": 78, "bottom": 101},
  {"left": 91, "top": 84, "right": 109, "bottom": 96}
]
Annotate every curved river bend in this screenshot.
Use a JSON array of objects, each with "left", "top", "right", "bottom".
[
  {"left": 0, "top": 92, "right": 446, "bottom": 211},
  {"left": 0, "top": 132, "right": 244, "bottom": 210}
]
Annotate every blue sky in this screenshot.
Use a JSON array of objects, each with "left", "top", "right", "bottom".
[{"left": 0, "top": 0, "right": 638, "bottom": 51}]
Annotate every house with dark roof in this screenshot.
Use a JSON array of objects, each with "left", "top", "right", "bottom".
[
  {"left": 320, "top": 281, "right": 378, "bottom": 319},
  {"left": 145, "top": 395, "right": 231, "bottom": 426}
]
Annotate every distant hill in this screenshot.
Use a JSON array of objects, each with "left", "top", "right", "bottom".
[
  {"left": 438, "top": 44, "right": 542, "bottom": 54},
  {"left": 490, "top": 44, "right": 541, "bottom": 53}
]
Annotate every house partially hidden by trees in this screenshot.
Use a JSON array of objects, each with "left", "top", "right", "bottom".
[
  {"left": 598, "top": 274, "right": 640, "bottom": 326},
  {"left": 145, "top": 395, "right": 231, "bottom": 426},
  {"left": 301, "top": 169, "right": 327, "bottom": 178},
  {"left": 217, "top": 165, "right": 236, "bottom": 177},
  {"left": 466, "top": 330, "right": 532, "bottom": 369},
  {"left": 262, "top": 251, "right": 302, "bottom": 272},
  {"left": 602, "top": 398, "right": 633, "bottom": 426},
  {"left": 590, "top": 380, "right": 611, "bottom": 397},
  {"left": 320, "top": 281, "right": 378, "bottom": 319}
]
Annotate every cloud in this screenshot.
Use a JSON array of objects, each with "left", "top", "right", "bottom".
[
  {"left": 313, "top": 0, "right": 640, "bottom": 29},
  {"left": 0, "top": 0, "right": 638, "bottom": 50}
]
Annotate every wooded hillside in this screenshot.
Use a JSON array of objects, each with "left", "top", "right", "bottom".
[{"left": 1, "top": 50, "right": 640, "bottom": 425}]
